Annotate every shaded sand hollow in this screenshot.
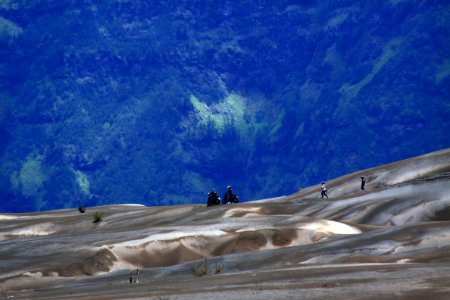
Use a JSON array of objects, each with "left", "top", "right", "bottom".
[{"left": 1, "top": 149, "right": 450, "bottom": 299}]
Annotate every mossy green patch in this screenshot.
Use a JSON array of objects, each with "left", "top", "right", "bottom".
[
  {"left": 190, "top": 93, "right": 247, "bottom": 133},
  {"left": 326, "top": 12, "right": 349, "bottom": 29},
  {"left": 74, "top": 170, "right": 90, "bottom": 195},
  {"left": 0, "top": 17, "right": 23, "bottom": 39},
  {"left": 190, "top": 95, "right": 209, "bottom": 120},
  {"left": 220, "top": 93, "right": 246, "bottom": 121},
  {"left": 268, "top": 111, "right": 285, "bottom": 137},
  {"left": 17, "top": 155, "right": 47, "bottom": 197}
]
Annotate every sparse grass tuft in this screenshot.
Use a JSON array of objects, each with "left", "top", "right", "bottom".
[
  {"left": 193, "top": 258, "right": 209, "bottom": 277},
  {"left": 215, "top": 262, "right": 222, "bottom": 274},
  {"left": 93, "top": 211, "right": 104, "bottom": 223},
  {"left": 193, "top": 258, "right": 223, "bottom": 277}
]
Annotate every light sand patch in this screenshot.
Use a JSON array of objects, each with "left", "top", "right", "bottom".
[
  {"left": 1, "top": 223, "right": 57, "bottom": 236},
  {"left": 388, "top": 165, "right": 445, "bottom": 185},
  {"left": 251, "top": 196, "right": 287, "bottom": 203},
  {"left": 0, "top": 214, "right": 18, "bottom": 220},
  {"left": 325, "top": 185, "right": 414, "bottom": 211},
  {"left": 22, "top": 271, "right": 43, "bottom": 278},
  {"left": 300, "top": 220, "right": 361, "bottom": 235},
  {"left": 113, "top": 229, "right": 227, "bottom": 247},
  {"left": 224, "top": 207, "right": 263, "bottom": 218}
]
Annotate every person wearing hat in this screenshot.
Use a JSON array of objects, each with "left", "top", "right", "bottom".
[
  {"left": 321, "top": 182, "right": 328, "bottom": 198},
  {"left": 207, "top": 189, "right": 220, "bottom": 207},
  {"left": 360, "top": 176, "right": 366, "bottom": 191},
  {"left": 222, "top": 185, "right": 239, "bottom": 204}
]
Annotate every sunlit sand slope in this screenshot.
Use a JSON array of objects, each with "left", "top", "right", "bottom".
[{"left": 0, "top": 149, "right": 449, "bottom": 299}]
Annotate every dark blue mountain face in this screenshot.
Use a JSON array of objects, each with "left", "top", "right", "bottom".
[{"left": 0, "top": 1, "right": 449, "bottom": 212}]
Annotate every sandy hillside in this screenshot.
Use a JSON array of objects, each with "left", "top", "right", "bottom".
[{"left": 1, "top": 149, "right": 450, "bottom": 299}]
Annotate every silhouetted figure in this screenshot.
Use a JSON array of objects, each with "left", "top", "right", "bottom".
[
  {"left": 207, "top": 189, "right": 221, "bottom": 207},
  {"left": 78, "top": 205, "right": 86, "bottom": 213},
  {"left": 135, "top": 268, "right": 140, "bottom": 284},
  {"left": 321, "top": 182, "right": 328, "bottom": 198},
  {"left": 129, "top": 272, "right": 133, "bottom": 284},
  {"left": 222, "top": 185, "right": 239, "bottom": 204},
  {"left": 361, "top": 176, "right": 366, "bottom": 191}
]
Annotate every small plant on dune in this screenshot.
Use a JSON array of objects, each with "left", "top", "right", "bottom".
[
  {"left": 193, "top": 258, "right": 209, "bottom": 277},
  {"left": 215, "top": 262, "right": 222, "bottom": 274},
  {"left": 93, "top": 211, "right": 104, "bottom": 223},
  {"left": 193, "top": 257, "right": 223, "bottom": 277}
]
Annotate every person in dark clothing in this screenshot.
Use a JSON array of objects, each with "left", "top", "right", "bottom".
[
  {"left": 361, "top": 176, "right": 366, "bottom": 191},
  {"left": 77, "top": 202, "right": 86, "bottom": 213},
  {"left": 321, "top": 182, "right": 328, "bottom": 198},
  {"left": 222, "top": 185, "right": 239, "bottom": 204},
  {"left": 207, "top": 189, "right": 221, "bottom": 207}
]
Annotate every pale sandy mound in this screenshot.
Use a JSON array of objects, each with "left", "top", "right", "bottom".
[{"left": 0, "top": 149, "right": 449, "bottom": 300}]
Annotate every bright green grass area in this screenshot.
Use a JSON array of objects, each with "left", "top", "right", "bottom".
[{"left": 190, "top": 93, "right": 247, "bottom": 133}]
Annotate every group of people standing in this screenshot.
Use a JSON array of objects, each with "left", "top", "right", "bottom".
[
  {"left": 320, "top": 176, "right": 366, "bottom": 198},
  {"left": 206, "top": 185, "right": 239, "bottom": 207}
]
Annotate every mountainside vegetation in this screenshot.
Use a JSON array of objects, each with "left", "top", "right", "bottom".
[{"left": 0, "top": 0, "right": 449, "bottom": 212}]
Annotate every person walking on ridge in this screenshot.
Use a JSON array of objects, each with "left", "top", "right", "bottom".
[
  {"left": 361, "top": 176, "right": 366, "bottom": 191},
  {"left": 321, "top": 182, "right": 328, "bottom": 198}
]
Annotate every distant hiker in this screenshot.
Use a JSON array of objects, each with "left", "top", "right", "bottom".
[
  {"left": 321, "top": 182, "right": 328, "bottom": 198},
  {"left": 135, "top": 268, "right": 140, "bottom": 284},
  {"left": 361, "top": 176, "right": 366, "bottom": 191},
  {"left": 222, "top": 185, "right": 239, "bottom": 204},
  {"left": 207, "top": 189, "right": 221, "bottom": 207},
  {"left": 129, "top": 272, "right": 133, "bottom": 284},
  {"left": 77, "top": 203, "right": 86, "bottom": 213}
]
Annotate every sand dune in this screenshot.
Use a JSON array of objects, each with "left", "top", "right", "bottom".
[{"left": 0, "top": 149, "right": 450, "bottom": 299}]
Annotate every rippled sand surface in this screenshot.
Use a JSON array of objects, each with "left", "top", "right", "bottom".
[{"left": 1, "top": 149, "right": 450, "bottom": 299}]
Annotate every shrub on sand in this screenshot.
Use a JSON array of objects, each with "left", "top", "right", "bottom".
[
  {"left": 193, "top": 258, "right": 209, "bottom": 277},
  {"left": 93, "top": 211, "right": 104, "bottom": 223}
]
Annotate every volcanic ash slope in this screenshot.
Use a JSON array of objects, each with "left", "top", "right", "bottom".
[{"left": 1, "top": 149, "right": 450, "bottom": 299}]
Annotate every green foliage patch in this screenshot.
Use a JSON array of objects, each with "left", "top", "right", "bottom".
[
  {"left": 14, "top": 154, "right": 47, "bottom": 198},
  {"left": 0, "top": 17, "right": 23, "bottom": 39},
  {"left": 93, "top": 211, "right": 104, "bottom": 223},
  {"left": 74, "top": 170, "right": 90, "bottom": 196},
  {"left": 190, "top": 93, "right": 248, "bottom": 134}
]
